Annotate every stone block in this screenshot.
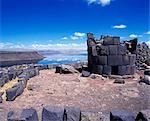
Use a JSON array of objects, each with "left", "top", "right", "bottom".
[
  {"left": 122, "top": 55, "right": 130, "bottom": 65},
  {"left": 113, "top": 37, "right": 120, "bottom": 45},
  {"left": 96, "top": 45, "right": 109, "bottom": 55},
  {"left": 6, "top": 82, "right": 24, "bottom": 101},
  {"left": 135, "top": 109, "right": 150, "bottom": 121},
  {"left": 97, "top": 56, "right": 107, "bottom": 65},
  {"left": 129, "top": 54, "right": 136, "bottom": 65},
  {"left": 92, "top": 65, "right": 103, "bottom": 74},
  {"left": 108, "top": 45, "right": 118, "bottom": 55},
  {"left": 118, "top": 45, "right": 127, "bottom": 55},
  {"left": 103, "top": 65, "right": 111, "bottom": 75},
  {"left": 108, "top": 55, "right": 122, "bottom": 66},
  {"left": 126, "top": 65, "right": 135, "bottom": 75},
  {"left": 103, "top": 36, "right": 114, "bottom": 45},
  {"left": 91, "top": 46, "right": 97, "bottom": 56},
  {"left": 110, "top": 109, "right": 135, "bottom": 121},
  {"left": 7, "top": 108, "right": 39, "bottom": 121},
  {"left": 64, "top": 107, "right": 81, "bottom": 121},
  {"left": 118, "top": 66, "right": 127, "bottom": 75},
  {"left": 42, "top": 106, "right": 64, "bottom": 121}
]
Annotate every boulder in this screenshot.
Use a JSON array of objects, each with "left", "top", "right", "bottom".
[
  {"left": 110, "top": 109, "right": 135, "bottom": 121},
  {"left": 6, "top": 82, "right": 25, "bottom": 101},
  {"left": 64, "top": 107, "right": 81, "bottom": 121},
  {"left": 7, "top": 108, "right": 39, "bottom": 121},
  {"left": 55, "top": 65, "right": 78, "bottom": 74},
  {"left": 42, "top": 106, "right": 64, "bottom": 121},
  {"left": 135, "top": 109, "right": 150, "bottom": 121},
  {"left": 139, "top": 75, "right": 150, "bottom": 85},
  {"left": 82, "top": 70, "right": 91, "bottom": 77},
  {"left": 144, "top": 69, "right": 150, "bottom": 76},
  {"left": 114, "top": 79, "right": 125, "bottom": 84}
]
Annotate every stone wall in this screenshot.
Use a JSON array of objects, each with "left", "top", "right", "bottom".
[{"left": 87, "top": 33, "right": 136, "bottom": 75}]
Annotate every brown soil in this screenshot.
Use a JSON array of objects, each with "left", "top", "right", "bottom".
[{"left": 0, "top": 69, "right": 149, "bottom": 120}]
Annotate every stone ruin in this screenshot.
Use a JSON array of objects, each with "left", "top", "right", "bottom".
[{"left": 87, "top": 32, "right": 136, "bottom": 76}]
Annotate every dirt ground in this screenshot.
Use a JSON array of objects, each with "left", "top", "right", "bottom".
[{"left": 0, "top": 69, "right": 149, "bottom": 120}]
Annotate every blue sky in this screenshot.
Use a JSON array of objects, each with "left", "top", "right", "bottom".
[{"left": 1, "top": 0, "right": 150, "bottom": 50}]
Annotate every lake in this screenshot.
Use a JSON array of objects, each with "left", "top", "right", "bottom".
[{"left": 38, "top": 53, "right": 87, "bottom": 64}]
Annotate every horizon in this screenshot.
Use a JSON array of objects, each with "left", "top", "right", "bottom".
[{"left": 1, "top": 0, "right": 150, "bottom": 50}]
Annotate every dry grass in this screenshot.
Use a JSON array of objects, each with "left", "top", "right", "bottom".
[{"left": 0, "top": 78, "right": 19, "bottom": 101}]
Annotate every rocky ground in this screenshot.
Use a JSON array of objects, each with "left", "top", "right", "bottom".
[{"left": 0, "top": 69, "right": 149, "bottom": 120}]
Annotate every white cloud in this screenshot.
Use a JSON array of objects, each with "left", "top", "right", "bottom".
[
  {"left": 87, "top": 0, "right": 111, "bottom": 6},
  {"left": 70, "top": 36, "right": 79, "bottom": 40},
  {"left": 74, "top": 32, "right": 86, "bottom": 37},
  {"left": 145, "top": 31, "right": 150, "bottom": 34},
  {"left": 0, "top": 42, "right": 87, "bottom": 51},
  {"left": 113, "top": 24, "right": 127, "bottom": 29},
  {"left": 129, "top": 34, "right": 143, "bottom": 38},
  {"left": 61, "top": 37, "right": 68, "bottom": 40}
]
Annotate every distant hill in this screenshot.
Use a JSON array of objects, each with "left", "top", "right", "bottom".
[{"left": 0, "top": 51, "right": 44, "bottom": 67}]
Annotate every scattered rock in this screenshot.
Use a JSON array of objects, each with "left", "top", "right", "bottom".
[
  {"left": 144, "top": 69, "right": 150, "bottom": 76},
  {"left": 135, "top": 109, "right": 150, "bottom": 121},
  {"left": 42, "top": 106, "right": 64, "bottom": 121},
  {"left": 6, "top": 82, "right": 25, "bottom": 101},
  {"left": 114, "top": 79, "right": 125, "bottom": 84},
  {"left": 139, "top": 75, "right": 150, "bottom": 85},
  {"left": 64, "top": 107, "right": 81, "bottom": 121},
  {"left": 110, "top": 109, "right": 135, "bottom": 121},
  {"left": 7, "top": 108, "right": 39, "bottom": 121},
  {"left": 82, "top": 70, "right": 91, "bottom": 77},
  {"left": 55, "top": 65, "right": 78, "bottom": 74}
]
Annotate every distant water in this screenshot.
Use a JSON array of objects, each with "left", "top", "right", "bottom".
[{"left": 38, "top": 53, "right": 87, "bottom": 64}]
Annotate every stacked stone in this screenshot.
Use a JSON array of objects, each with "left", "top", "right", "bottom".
[
  {"left": 136, "top": 42, "right": 150, "bottom": 67},
  {"left": 87, "top": 33, "right": 136, "bottom": 75}
]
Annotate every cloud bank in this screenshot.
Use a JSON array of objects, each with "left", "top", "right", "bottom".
[
  {"left": 87, "top": 0, "right": 111, "bottom": 6},
  {"left": 113, "top": 24, "right": 127, "bottom": 29}
]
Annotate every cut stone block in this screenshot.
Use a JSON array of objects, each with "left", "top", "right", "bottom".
[
  {"left": 7, "top": 108, "right": 39, "bottom": 121},
  {"left": 103, "top": 36, "right": 114, "bottom": 45},
  {"left": 113, "top": 37, "right": 120, "bottom": 45},
  {"left": 129, "top": 54, "right": 136, "bottom": 65},
  {"left": 103, "top": 65, "right": 111, "bottom": 75},
  {"left": 108, "top": 55, "right": 122, "bottom": 66},
  {"left": 110, "top": 109, "right": 135, "bottom": 121},
  {"left": 91, "top": 46, "right": 97, "bottom": 56},
  {"left": 42, "top": 106, "right": 64, "bottom": 121},
  {"left": 97, "top": 56, "right": 107, "bottom": 65},
  {"left": 118, "top": 45, "right": 127, "bottom": 55},
  {"left": 92, "top": 65, "right": 103, "bottom": 74},
  {"left": 64, "top": 107, "right": 81, "bottom": 121},
  {"left": 126, "top": 65, "right": 135, "bottom": 75},
  {"left": 97, "top": 45, "right": 109, "bottom": 55},
  {"left": 108, "top": 45, "right": 118, "bottom": 55},
  {"left": 118, "top": 66, "right": 127, "bottom": 75},
  {"left": 122, "top": 55, "right": 130, "bottom": 65}
]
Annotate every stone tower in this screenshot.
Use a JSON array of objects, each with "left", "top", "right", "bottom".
[{"left": 87, "top": 32, "right": 136, "bottom": 75}]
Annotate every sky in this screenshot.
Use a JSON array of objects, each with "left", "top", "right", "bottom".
[{"left": 0, "top": 0, "right": 150, "bottom": 50}]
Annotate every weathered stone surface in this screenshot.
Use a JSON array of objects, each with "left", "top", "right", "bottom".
[
  {"left": 6, "top": 82, "right": 25, "bottom": 101},
  {"left": 110, "top": 109, "right": 135, "bottom": 121},
  {"left": 129, "top": 54, "right": 136, "bottom": 65},
  {"left": 108, "top": 45, "right": 118, "bottom": 55},
  {"left": 93, "top": 65, "right": 103, "bottom": 75},
  {"left": 135, "top": 109, "right": 150, "bottom": 121},
  {"left": 139, "top": 75, "right": 150, "bottom": 85},
  {"left": 122, "top": 55, "right": 129, "bottom": 65},
  {"left": 7, "top": 108, "right": 39, "bottom": 121},
  {"left": 126, "top": 65, "right": 135, "bottom": 75},
  {"left": 0, "top": 92, "right": 3, "bottom": 103},
  {"left": 96, "top": 45, "right": 109, "bottom": 55},
  {"left": 118, "top": 66, "right": 127, "bottom": 76},
  {"left": 0, "top": 73, "right": 9, "bottom": 87},
  {"left": 97, "top": 56, "right": 107, "bottom": 65},
  {"left": 55, "top": 65, "right": 78, "bottom": 74},
  {"left": 82, "top": 70, "right": 91, "bottom": 77},
  {"left": 118, "top": 45, "right": 127, "bottom": 55},
  {"left": 114, "top": 79, "right": 125, "bottom": 84},
  {"left": 42, "top": 106, "right": 64, "bottom": 121},
  {"left": 64, "top": 107, "right": 81, "bottom": 121},
  {"left": 103, "top": 36, "right": 114, "bottom": 45},
  {"left": 92, "top": 46, "right": 97, "bottom": 56},
  {"left": 108, "top": 55, "right": 122, "bottom": 66},
  {"left": 144, "top": 69, "right": 150, "bottom": 76},
  {"left": 103, "top": 65, "right": 111, "bottom": 75}
]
